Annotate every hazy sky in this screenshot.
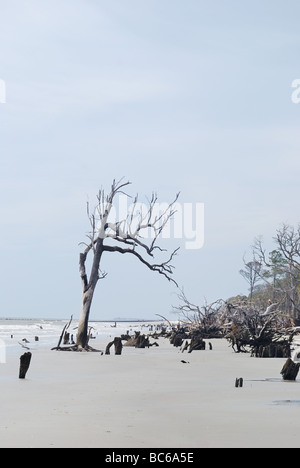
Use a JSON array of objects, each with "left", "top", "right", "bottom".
[{"left": 1, "top": 0, "right": 300, "bottom": 320}]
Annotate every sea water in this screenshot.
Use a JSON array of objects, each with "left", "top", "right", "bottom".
[{"left": 0, "top": 318, "right": 165, "bottom": 359}]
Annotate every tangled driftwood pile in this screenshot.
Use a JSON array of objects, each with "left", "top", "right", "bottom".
[{"left": 222, "top": 300, "right": 300, "bottom": 357}]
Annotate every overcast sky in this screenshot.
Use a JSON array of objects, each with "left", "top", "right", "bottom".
[{"left": 1, "top": 0, "right": 300, "bottom": 320}]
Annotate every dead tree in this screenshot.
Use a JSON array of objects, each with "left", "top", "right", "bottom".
[
  {"left": 254, "top": 226, "right": 300, "bottom": 323},
  {"left": 76, "top": 179, "right": 179, "bottom": 350},
  {"left": 239, "top": 254, "right": 262, "bottom": 303},
  {"left": 222, "top": 299, "right": 300, "bottom": 356},
  {"left": 173, "top": 289, "right": 224, "bottom": 339},
  {"left": 54, "top": 179, "right": 179, "bottom": 352}
]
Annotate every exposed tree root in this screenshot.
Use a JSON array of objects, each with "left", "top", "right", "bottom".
[{"left": 51, "top": 344, "right": 103, "bottom": 354}]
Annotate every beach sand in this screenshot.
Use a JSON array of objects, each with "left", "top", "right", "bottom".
[{"left": 1, "top": 334, "right": 300, "bottom": 448}]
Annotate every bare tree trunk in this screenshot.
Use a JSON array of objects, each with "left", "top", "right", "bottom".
[
  {"left": 77, "top": 288, "right": 95, "bottom": 349},
  {"left": 77, "top": 238, "right": 104, "bottom": 349}
]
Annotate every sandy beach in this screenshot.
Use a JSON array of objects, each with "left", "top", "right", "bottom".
[{"left": 1, "top": 324, "right": 300, "bottom": 448}]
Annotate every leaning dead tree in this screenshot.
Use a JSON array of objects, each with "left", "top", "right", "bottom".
[{"left": 55, "top": 179, "right": 180, "bottom": 351}]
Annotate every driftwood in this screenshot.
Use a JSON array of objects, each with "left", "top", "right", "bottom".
[
  {"left": 106, "top": 333, "right": 158, "bottom": 355},
  {"left": 63, "top": 332, "right": 70, "bottom": 345},
  {"left": 223, "top": 299, "right": 300, "bottom": 357},
  {"left": 54, "top": 315, "right": 73, "bottom": 349},
  {"left": 281, "top": 358, "right": 300, "bottom": 381},
  {"left": 170, "top": 333, "right": 185, "bottom": 348},
  {"left": 188, "top": 335, "right": 206, "bottom": 352},
  {"left": 19, "top": 352, "right": 32, "bottom": 379},
  {"left": 18, "top": 341, "right": 30, "bottom": 350},
  {"left": 105, "top": 337, "right": 123, "bottom": 355},
  {"left": 180, "top": 333, "right": 206, "bottom": 353},
  {"left": 135, "top": 334, "right": 149, "bottom": 348},
  {"left": 173, "top": 290, "right": 225, "bottom": 339},
  {"left": 124, "top": 332, "right": 150, "bottom": 348}
]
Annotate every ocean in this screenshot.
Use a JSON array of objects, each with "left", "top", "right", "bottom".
[{"left": 0, "top": 318, "right": 165, "bottom": 358}]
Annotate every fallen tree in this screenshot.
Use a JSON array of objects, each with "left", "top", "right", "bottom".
[
  {"left": 222, "top": 299, "right": 300, "bottom": 357},
  {"left": 123, "top": 331, "right": 159, "bottom": 349},
  {"left": 172, "top": 290, "right": 225, "bottom": 340}
]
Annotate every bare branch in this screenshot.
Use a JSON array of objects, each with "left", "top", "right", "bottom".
[
  {"left": 103, "top": 244, "right": 179, "bottom": 287},
  {"left": 155, "top": 314, "right": 175, "bottom": 330}
]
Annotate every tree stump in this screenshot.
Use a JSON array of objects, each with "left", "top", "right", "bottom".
[
  {"left": 114, "top": 337, "right": 123, "bottom": 355},
  {"left": 280, "top": 358, "right": 300, "bottom": 381},
  {"left": 135, "top": 334, "right": 149, "bottom": 348},
  {"left": 123, "top": 332, "right": 152, "bottom": 348},
  {"left": 188, "top": 336, "right": 206, "bottom": 353},
  {"left": 171, "top": 334, "right": 184, "bottom": 348},
  {"left": 235, "top": 377, "right": 243, "bottom": 387},
  {"left": 63, "top": 332, "right": 70, "bottom": 345},
  {"left": 105, "top": 337, "right": 123, "bottom": 355},
  {"left": 19, "top": 352, "right": 32, "bottom": 379}
]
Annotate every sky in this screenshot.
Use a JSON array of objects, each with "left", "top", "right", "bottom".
[{"left": 1, "top": 0, "right": 300, "bottom": 320}]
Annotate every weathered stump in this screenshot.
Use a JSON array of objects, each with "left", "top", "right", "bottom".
[
  {"left": 105, "top": 337, "right": 123, "bottom": 355},
  {"left": 123, "top": 332, "right": 154, "bottom": 348},
  {"left": 235, "top": 377, "right": 243, "bottom": 388},
  {"left": 280, "top": 358, "right": 300, "bottom": 381},
  {"left": 63, "top": 332, "right": 70, "bottom": 345},
  {"left": 171, "top": 334, "right": 184, "bottom": 348},
  {"left": 188, "top": 336, "right": 206, "bottom": 353},
  {"left": 19, "top": 352, "right": 32, "bottom": 379},
  {"left": 114, "top": 337, "right": 123, "bottom": 355},
  {"left": 135, "top": 334, "right": 149, "bottom": 348}
]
